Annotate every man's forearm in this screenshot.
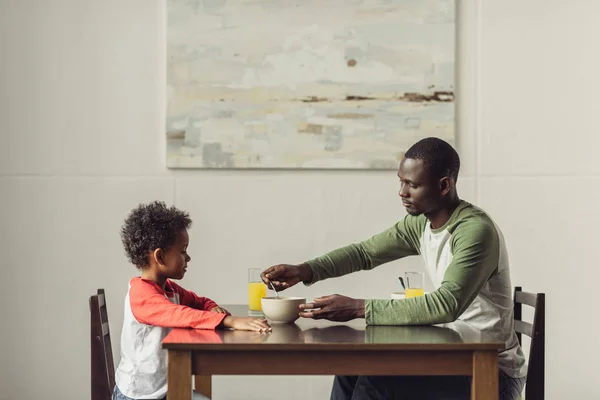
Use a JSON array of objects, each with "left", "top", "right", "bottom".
[
  {"left": 303, "top": 223, "right": 420, "bottom": 285},
  {"left": 297, "top": 263, "right": 313, "bottom": 282},
  {"left": 304, "top": 244, "right": 370, "bottom": 284},
  {"left": 365, "top": 288, "right": 459, "bottom": 325}
]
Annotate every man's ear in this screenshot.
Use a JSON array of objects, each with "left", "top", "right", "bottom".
[
  {"left": 439, "top": 177, "right": 452, "bottom": 196},
  {"left": 152, "top": 248, "right": 164, "bottom": 266}
]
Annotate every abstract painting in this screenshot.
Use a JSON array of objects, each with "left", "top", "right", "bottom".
[{"left": 166, "top": 0, "right": 455, "bottom": 169}]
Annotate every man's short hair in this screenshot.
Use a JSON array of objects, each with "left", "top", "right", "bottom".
[{"left": 404, "top": 137, "right": 460, "bottom": 181}]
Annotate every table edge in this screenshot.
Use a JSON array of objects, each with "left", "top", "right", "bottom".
[{"left": 162, "top": 342, "right": 505, "bottom": 351}]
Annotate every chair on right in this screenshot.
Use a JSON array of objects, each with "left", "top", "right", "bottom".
[{"left": 513, "top": 286, "right": 545, "bottom": 400}]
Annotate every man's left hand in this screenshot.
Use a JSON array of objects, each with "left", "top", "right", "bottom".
[{"left": 299, "top": 294, "right": 365, "bottom": 322}]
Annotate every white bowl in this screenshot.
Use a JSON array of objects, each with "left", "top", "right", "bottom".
[{"left": 261, "top": 296, "right": 306, "bottom": 324}]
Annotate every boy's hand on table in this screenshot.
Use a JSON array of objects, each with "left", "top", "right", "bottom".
[
  {"left": 222, "top": 316, "right": 272, "bottom": 332},
  {"left": 210, "top": 305, "right": 230, "bottom": 315}
]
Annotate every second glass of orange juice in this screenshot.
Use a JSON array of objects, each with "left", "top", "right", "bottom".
[
  {"left": 405, "top": 272, "right": 425, "bottom": 298},
  {"left": 248, "top": 268, "right": 267, "bottom": 316}
]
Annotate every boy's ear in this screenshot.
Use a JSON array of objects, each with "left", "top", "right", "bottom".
[{"left": 152, "top": 248, "right": 164, "bottom": 265}]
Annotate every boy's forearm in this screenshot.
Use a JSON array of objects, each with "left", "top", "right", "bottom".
[
  {"left": 131, "top": 295, "right": 226, "bottom": 329},
  {"left": 220, "top": 315, "right": 233, "bottom": 329},
  {"left": 197, "top": 297, "right": 218, "bottom": 311},
  {"left": 175, "top": 284, "right": 217, "bottom": 310}
]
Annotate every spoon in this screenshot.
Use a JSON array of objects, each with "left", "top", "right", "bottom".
[
  {"left": 398, "top": 277, "right": 406, "bottom": 290},
  {"left": 268, "top": 281, "right": 282, "bottom": 299}
]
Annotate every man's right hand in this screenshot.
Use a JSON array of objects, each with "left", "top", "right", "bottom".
[{"left": 261, "top": 263, "right": 313, "bottom": 291}]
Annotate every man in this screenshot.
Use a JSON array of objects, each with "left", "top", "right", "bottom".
[{"left": 261, "top": 137, "right": 527, "bottom": 400}]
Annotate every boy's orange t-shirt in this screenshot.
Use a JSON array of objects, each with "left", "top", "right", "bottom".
[{"left": 128, "top": 276, "right": 227, "bottom": 329}]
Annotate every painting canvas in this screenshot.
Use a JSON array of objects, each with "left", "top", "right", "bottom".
[{"left": 166, "top": 0, "right": 455, "bottom": 169}]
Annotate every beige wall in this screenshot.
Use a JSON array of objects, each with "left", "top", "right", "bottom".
[{"left": 1, "top": 1, "right": 598, "bottom": 399}]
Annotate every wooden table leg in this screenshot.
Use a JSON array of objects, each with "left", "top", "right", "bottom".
[
  {"left": 168, "top": 350, "right": 192, "bottom": 400},
  {"left": 194, "top": 375, "right": 212, "bottom": 398},
  {"left": 471, "top": 350, "right": 498, "bottom": 400}
]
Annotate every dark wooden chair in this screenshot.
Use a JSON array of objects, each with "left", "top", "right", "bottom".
[
  {"left": 90, "top": 288, "right": 115, "bottom": 400},
  {"left": 513, "top": 286, "right": 545, "bottom": 400},
  {"left": 90, "top": 289, "right": 210, "bottom": 400}
]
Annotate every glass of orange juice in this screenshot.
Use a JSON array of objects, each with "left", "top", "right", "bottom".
[
  {"left": 248, "top": 268, "right": 267, "bottom": 316},
  {"left": 405, "top": 272, "right": 425, "bottom": 298}
]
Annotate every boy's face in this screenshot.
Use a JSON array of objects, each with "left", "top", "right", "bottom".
[{"left": 158, "top": 229, "right": 191, "bottom": 280}]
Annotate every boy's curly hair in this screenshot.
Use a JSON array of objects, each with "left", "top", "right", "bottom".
[{"left": 121, "top": 201, "right": 192, "bottom": 268}]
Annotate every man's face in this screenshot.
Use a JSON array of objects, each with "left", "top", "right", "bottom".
[{"left": 397, "top": 157, "right": 442, "bottom": 216}]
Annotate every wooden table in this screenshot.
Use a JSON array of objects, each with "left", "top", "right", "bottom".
[{"left": 162, "top": 305, "right": 503, "bottom": 400}]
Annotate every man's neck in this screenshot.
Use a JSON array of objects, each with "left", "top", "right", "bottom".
[{"left": 426, "top": 198, "right": 462, "bottom": 230}]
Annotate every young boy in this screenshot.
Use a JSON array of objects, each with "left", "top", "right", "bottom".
[{"left": 113, "top": 201, "right": 271, "bottom": 400}]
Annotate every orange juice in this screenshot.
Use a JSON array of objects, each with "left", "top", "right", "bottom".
[
  {"left": 248, "top": 282, "right": 267, "bottom": 311},
  {"left": 405, "top": 288, "right": 425, "bottom": 298}
]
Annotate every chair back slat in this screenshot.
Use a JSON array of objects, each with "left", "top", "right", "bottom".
[
  {"left": 514, "top": 320, "right": 533, "bottom": 337},
  {"left": 101, "top": 322, "right": 110, "bottom": 337},
  {"left": 515, "top": 290, "right": 537, "bottom": 307},
  {"left": 90, "top": 289, "right": 115, "bottom": 400},
  {"left": 513, "top": 286, "right": 545, "bottom": 400}
]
